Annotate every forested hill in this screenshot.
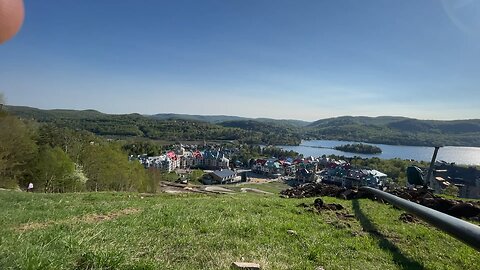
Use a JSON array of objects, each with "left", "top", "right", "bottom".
[
  {"left": 149, "top": 113, "right": 249, "bottom": 124},
  {"left": 308, "top": 116, "right": 411, "bottom": 127},
  {"left": 4, "top": 106, "right": 300, "bottom": 145},
  {"left": 218, "top": 120, "right": 302, "bottom": 145},
  {"left": 6, "top": 106, "right": 480, "bottom": 147},
  {"left": 306, "top": 116, "right": 480, "bottom": 147},
  {"left": 149, "top": 113, "right": 310, "bottom": 127}
]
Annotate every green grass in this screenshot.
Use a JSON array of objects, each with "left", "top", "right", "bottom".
[{"left": 0, "top": 190, "right": 478, "bottom": 270}]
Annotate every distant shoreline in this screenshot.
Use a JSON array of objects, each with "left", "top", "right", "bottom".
[{"left": 278, "top": 139, "right": 480, "bottom": 165}]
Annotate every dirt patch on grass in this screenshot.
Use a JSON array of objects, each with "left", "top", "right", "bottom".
[
  {"left": 16, "top": 222, "right": 53, "bottom": 232},
  {"left": 297, "top": 198, "right": 357, "bottom": 229},
  {"left": 399, "top": 213, "right": 420, "bottom": 224},
  {"left": 298, "top": 198, "right": 347, "bottom": 213},
  {"left": 80, "top": 208, "right": 141, "bottom": 223},
  {"left": 15, "top": 207, "right": 142, "bottom": 233}
]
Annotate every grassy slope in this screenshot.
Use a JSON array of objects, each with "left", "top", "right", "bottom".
[{"left": 0, "top": 191, "right": 478, "bottom": 270}]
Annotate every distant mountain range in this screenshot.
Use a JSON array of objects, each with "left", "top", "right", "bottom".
[
  {"left": 308, "top": 116, "right": 480, "bottom": 133},
  {"left": 149, "top": 113, "right": 311, "bottom": 127},
  {"left": 305, "top": 116, "right": 480, "bottom": 147},
  {"left": 5, "top": 105, "right": 480, "bottom": 147}
]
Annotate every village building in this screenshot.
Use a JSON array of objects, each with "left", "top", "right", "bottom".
[
  {"left": 296, "top": 168, "right": 318, "bottom": 182},
  {"left": 365, "top": 169, "right": 388, "bottom": 187},
  {"left": 138, "top": 148, "right": 230, "bottom": 172},
  {"left": 203, "top": 169, "right": 238, "bottom": 184}
]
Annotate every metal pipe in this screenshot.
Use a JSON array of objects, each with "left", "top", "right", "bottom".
[
  {"left": 425, "top": 146, "right": 440, "bottom": 187},
  {"left": 362, "top": 186, "right": 480, "bottom": 252}
]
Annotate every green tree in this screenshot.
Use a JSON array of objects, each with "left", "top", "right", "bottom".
[
  {"left": 0, "top": 115, "right": 38, "bottom": 189},
  {"left": 81, "top": 143, "right": 149, "bottom": 192},
  {"left": 145, "top": 168, "right": 162, "bottom": 193},
  {"left": 188, "top": 169, "right": 205, "bottom": 184},
  {"left": 123, "top": 141, "right": 162, "bottom": 156},
  {"left": 32, "top": 146, "right": 76, "bottom": 193},
  {"left": 37, "top": 124, "right": 98, "bottom": 163},
  {"left": 68, "top": 164, "right": 88, "bottom": 192}
]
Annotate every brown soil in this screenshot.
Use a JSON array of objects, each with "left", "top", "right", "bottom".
[{"left": 79, "top": 208, "right": 141, "bottom": 223}]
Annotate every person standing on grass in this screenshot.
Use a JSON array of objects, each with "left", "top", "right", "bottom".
[{"left": 27, "top": 182, "right": 33, "bottom": 192}]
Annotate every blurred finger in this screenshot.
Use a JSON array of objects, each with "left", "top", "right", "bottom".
[{"left": 0, "top": 0, "right": 24, "bottom": 44}]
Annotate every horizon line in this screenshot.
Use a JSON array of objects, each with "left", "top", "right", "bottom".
[{"left": 5, "top": 103, "right": 480, "bottom": 122}]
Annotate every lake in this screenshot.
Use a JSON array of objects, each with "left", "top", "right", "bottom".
[{"left": 279, "top": 140, "right": 480, "bottom": 165}]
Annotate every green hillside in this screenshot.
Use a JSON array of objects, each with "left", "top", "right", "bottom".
[
  {"left": 308, "top": 116, "right": 410, "bottom": 127},
  {"left": 306, "top": 116, "right": 480, "bottom": 147},
  {"left": 6, "top": 106, "right": 480, "bottom": 147},
  {"left": 149, "top": 113, "right": 249, "bottom": 123},
  {"left": 4, "top": 106, "right": 266, "bottom": 144},
  {"left": 150, "top": 113, "right": 311, "bottom": 127},
  {"left": 1, "top": 191, "right": 478, "bottom": 269},
  {"left": 219, "top": 120, "right": 302, "bottom": 145},
  {"left": 5, "top": 106, "right": 304, "bottom": 145}
]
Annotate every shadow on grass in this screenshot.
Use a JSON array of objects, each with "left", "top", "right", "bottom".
[{"left": 352, "top": 199, "right": 425, "bottom": 270}]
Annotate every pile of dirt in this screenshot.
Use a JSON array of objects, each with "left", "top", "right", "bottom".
[
  {"left": 280, "top": 183, "right": 375, "bottom": 200},
  {"left": 281, "top": 183, "right": 480, "bottom": 220},
  {"left": 390, "top": 189, "right": 480, "bottom": 220},
  {"left": 298, "top": 198, "right": 346, "bottom": 212},
  {"left": 298, "top": 198, "right": 356, "bottom": 230},
  {"left": 313, "top": 198, "right": 344, "bottom": 211}
]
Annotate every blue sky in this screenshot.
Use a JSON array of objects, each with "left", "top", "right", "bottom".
[{"left": 1, "top": 0, "right": 479, "bottom": 121}]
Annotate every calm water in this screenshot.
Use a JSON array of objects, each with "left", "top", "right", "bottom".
[{"left": 280, "top": 140, "right": 480, "bottom": 165}]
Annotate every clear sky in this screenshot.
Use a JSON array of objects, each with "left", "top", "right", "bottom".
[{"left": 1, "top": 0, "right": 479, "bottom": 121}]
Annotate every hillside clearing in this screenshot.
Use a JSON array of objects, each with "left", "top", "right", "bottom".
[{"left": 0, "top": 191, "right": 478, "bottom": 269}]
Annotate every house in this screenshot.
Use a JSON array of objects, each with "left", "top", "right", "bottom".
[
  {"left": 137, "top": 147, "right": 231, "bottom": 172},
  {"left": 252, "top": 159, "right": 285, "bottom": 178},
  {"left": 296, "top": 168, "right": 318, "bottom": 183},
  {"left": 204, "top": 169, "right": 238, "bottom": 184},
  {"left": 365, "top": 169, "right": 388, "bottom": 188},
  {"left": 196, "top": 150, "right": 230, "bottom": 169},
  {"left": 166, "top": 151, "right": 179, "bottom": 169},
  {"left": 140, "top": 155, "right": 176, "bottom": 172},
  {"left": 284, "top": 163, "right": 297, "bottom": 175},
  {"left": 252, "top": 159, "right": 267, "bottom": 174},
  {"left": 265, "top": 159, "right": 284, "bottom": 177},
  {"left": 192, "top": 151, "right": 204, "bottom": 167}
]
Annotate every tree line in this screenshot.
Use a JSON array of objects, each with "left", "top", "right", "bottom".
[
  {"left": 334, "top": 143, "right": 382, "bottom": 154},
  {"left": 6, "top": 105, "right": 300, "bottom": 145},
  {"left": 0, "top": 108, "right": 161, "bottom": 193}
]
